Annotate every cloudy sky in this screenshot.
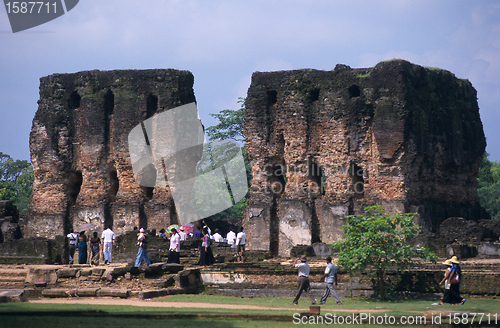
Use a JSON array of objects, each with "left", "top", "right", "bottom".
[{"left": 1, "top": 0, "right": 499, "bottom": 162}]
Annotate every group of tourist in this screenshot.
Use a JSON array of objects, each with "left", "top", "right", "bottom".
[
  {"left": 67, "top": 221, "right": 247, "bottom": 268},
  {"left": 66, "top": 225, "right": 116, "bottom": 265},
  {"left": 438, "top": 255, "right": 466, "bottom": 305}
]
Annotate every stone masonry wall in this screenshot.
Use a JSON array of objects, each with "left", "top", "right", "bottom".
[
  {"left": 243, "top": 60, "right": 488, "bottom": 256},
  {"left": 25, "top": 69, "right": 196, "bottom": 239}
]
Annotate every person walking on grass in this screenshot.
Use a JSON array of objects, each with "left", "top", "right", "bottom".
[
  {"left": 319, "top": 256, "right": 342, "bottom": 305},
  {"left": 292, "top": 255, "right": 317, "bottom": 305}
]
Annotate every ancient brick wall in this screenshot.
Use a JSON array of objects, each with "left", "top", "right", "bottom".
[
  {"left": 25, "top": 69, "right": 196, "bottom": 238},
  {"left": 243, "top": 60, "right": 488, "bottom": 256}
]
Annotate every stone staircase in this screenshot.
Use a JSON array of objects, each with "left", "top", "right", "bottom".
[{"left": 0, "top": 265, "right": 28, "bottom": 289}]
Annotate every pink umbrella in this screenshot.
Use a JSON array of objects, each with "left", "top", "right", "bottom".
[{"left": 181, "top": 225, "right": 193, "bottom": 234}]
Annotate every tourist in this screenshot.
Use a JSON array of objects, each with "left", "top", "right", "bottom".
[
  {"left": 292, "top": 255, "right": 317, "bottom": 305},
  {"left": 66, "top": 228, "right": 78, "bottom": 264},
  {"left": 438, "top": 259, "right": 453, "bottom": 305},
  {"left": 178, "top": 226, "right": 188, "bottom": 241},
  {"left": 212, "top": 228, "right": 225, "bottom": 243},
  {"left": 226, "top": 228, "right": 236, "bottom": 248},
  {"left": 89, "top": 231, "right": 101, "bottom": 266},
  {"left": 319, "top": 256, "right": 342, "bottom": 305},
  {"left": 202, "top": 220, "right": 212, "bottom": 237},
  {"left": 159, "top": 228, "right": 167, "bottom": 238},
  {"left": 198, "top": 227, "right": 215, "bottom": 266},
  {"left": 192, "top": 226, "right": 203, "bottom": 238},
  {"left": 448, "top": 256, "right": 466, "bottom": 305},
  {"left": 167, "top": 228, "right": 180, "bottom": 264},
  {"left": 236, "top": 226, "right": 246, "bottom": 262},
  {"left": 135, "top": 228, "right": 151, "bottom": 267},
  {"left": 77, "top": 230, "right": 88, "bottom": 264},
  {"left": 101, "top": 225, "right": 115, "bottom": 264}
]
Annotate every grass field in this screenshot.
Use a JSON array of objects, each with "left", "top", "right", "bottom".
[{"left": 0, "top": 295, "right": 498, "bottom": 327}]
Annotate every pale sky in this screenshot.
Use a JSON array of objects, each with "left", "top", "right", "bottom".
[{"left": 1, "top": 0, "right": 499, "bottom": 161}]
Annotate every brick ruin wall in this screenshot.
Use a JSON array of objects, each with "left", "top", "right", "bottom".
[
  {"left": 24, "top": 69, "right": 196, "bottom": 238},
  {"left": 243, "top": 60, "right": 489, "bottom": 256}
]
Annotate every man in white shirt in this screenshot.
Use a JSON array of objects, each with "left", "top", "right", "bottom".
[
  {"left": 226, "top": 229, "right": 236, "bottom": 248},
  {"left": 66, "top": 228, "right": 78, "bottom": 264},
  {"left": 212, "top": 229, "right": 225, "bottom": 243},
  {"left": 235, "top": 226, "right": 246, "bottom": 262},
  {"left": 178, "top": 226, "right": 188, "bottom": 241},
  {"left": 292, "top": 255, "right": 317, "bottom": 305},
  {"left": 167, "top": 228, "right": 180, "bottom": 264},
  {"left": 101, "top": 225, "right": 115, "bottom": 264}
]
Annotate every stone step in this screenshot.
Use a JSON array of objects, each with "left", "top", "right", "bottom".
[
  {"left": 0, "top": 276, "right": 25, "bottom": 282},
  {"left": 0, "top": 269, "right": 28, "bottom": 277}
]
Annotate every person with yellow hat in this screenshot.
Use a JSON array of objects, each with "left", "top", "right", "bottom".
[
  {"left": 438, "top": 259, "right": 453, "bottom": 305},
  {"left": 448, "top": 256, "right": 466, "bottom": 305}
]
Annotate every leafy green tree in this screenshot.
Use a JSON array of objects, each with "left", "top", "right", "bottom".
[
  {"left": 477, "top": 153, "right": 500, "bottom": 219},
  {"left": 0, "top": 153, "right": 34, "bottom": 213},
  {"left": 206, "top": 97, "right": 245, "bottom": 142},
  {"left": 332, "top": 206, "right": 437, "bottom": 300},
  {"left": 202, "top": 98, "right": 250, "bottom": 221}
]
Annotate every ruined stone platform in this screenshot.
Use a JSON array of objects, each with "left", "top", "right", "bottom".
[{"left": 0, "top": 257, "right": 499, "bottom": 303}]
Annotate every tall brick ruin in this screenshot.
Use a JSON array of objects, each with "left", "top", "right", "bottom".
[
  {"left": 243, "top": 60, "right": 488, "bottom": 256},
  {"left": 25, "top": 69, "right": 196, "bottom": 238}
]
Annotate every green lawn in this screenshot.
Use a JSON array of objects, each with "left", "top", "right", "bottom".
[{"left": 0, "top": 295, "right": 498, "bottom": 327}]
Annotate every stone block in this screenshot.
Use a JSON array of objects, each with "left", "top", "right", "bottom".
[
  {"left": 0, "top": 290, "right": 27, "bottom": 303},
  {"left": 111, "top": 266, "right": 132, "bottom": 277},
  {"left": 26, "top": 267, "right": 58, "bottom": 284},
  {"left": 57, "top": 268, "right": 79, "bottom": 278},
  {"left": 76, "top": 288, "right": 99, "bottom": 297},
  {"left": 97, "top": 288, "right": 130, "bottom": 298},
  {"left": 478, "top": 242, "right": 500, "bottom": 256},
  {"left": 92, "top": 268, "right": 106, "bottom": 276},
  {"left": 101, "top": 269, "right": 113, "bottom": 281},
  {"left": 42, "top": 289, "right": 77, "bottom": 298},
  {"left": 161, "top": 263, "right": 184, "bottom": 273}
]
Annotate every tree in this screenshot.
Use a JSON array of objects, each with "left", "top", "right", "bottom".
[
  {"left": 202, "top": 98, "right": 250, "bottom": 221},
  {"left": 477, "top": 153, "right": 500, "bottom": 219},
  {"left": 0, "top": 153, "right": 34, "bottom": 213},
  {"left": 206, "top": 97, "right": 245, "bottom": 142},
  {"left": 332, "top": 206, "right": 437, "bottom": 300}
]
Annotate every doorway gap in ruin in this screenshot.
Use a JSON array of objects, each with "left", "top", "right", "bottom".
[
  {"left": 67, "top": 91, "right": 81, "bottom": 109},
  {"left": 146, "top": 94, "right": 158, "bottom": 119},
  {"left": 348, "top": 85, "right": 361, "bottom": 98},
  {"left": 350, "top": 163, "right": 365, "bottom": 198},
  {"left": 68, "top": 170, "right": 83, "bottom": 205}
]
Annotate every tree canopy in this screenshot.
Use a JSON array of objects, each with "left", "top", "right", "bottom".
[
  {"left": 0, "top": 152, "right": 34, "bottom": 213},
  {"left": 206, "top": 97, "right": 245, "bottom": 143},
  {"left": 477, "top": 153, "right": 500, "bottom": 219},
  {"left": 332, "top": 206, "right": 437, "bottom": 300}
]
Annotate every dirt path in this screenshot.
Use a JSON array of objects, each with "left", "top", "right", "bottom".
[{"left": 30, "top": 298, "right": 384, "bottom": 313}]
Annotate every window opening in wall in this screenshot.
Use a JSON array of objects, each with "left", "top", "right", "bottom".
[
  {"left": 68, "top": 171, "right": 83, "bottom": 205},
  {"left": 267, "top": 160, "right": 286, "bottom": 195},
  {"left": 267, "top": 90, "right": 277, "bottom": 107},
  {"left": 309, "top": 88, "right": 320, "bottom": 102},
  {"left": 350, "top": 163, "right": 364, "bottom": 198},
  {"left": 104, "top": 89, "right": 114, "bottom": 145},
  {"left": 146, "top": 94, "right": 158, "bottom": 119},
  {"left": 348, "top": 85, "right": 361, "bottom": 98},
  {"left": 109, "top": 169, "right": 119, "bottom": 202},
  {"left": 309, "top": 160, "right": 325, "bottom": 196},
  {"left": 67, "top": 91, "right": 81, "bottom": 110}
]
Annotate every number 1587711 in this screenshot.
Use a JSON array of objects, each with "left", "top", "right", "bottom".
[{"left": 5, "top": 2, "right": 57, "bottom": 14}]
